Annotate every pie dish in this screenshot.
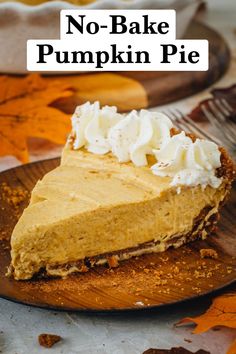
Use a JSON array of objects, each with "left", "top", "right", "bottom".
[
  {"left": 9, "top": 102, "right": 235, "bottom": 280},
  {"left": 0, "top": 0, "right": 201, "bottom": 73}
]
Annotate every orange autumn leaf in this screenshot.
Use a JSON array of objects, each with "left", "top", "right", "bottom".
[
  {"left": 227, "top": 339, "right": 236, "bottom": 354},
  {"left": 177, "top": 293, "right": 236, "bottom": 354},
  {"left": 178, "top": 293, "right": 236, "bottom": 333},
  {"left": 0, "top": 74, "right": 74, "bottom": 163}
]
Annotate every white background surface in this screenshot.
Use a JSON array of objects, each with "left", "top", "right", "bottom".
[
  {"left": 0, "top": 1, "right": 236, "bottom": 353},
  {"left": 1, "top": 297, "right": 236, "bottom": 354}
]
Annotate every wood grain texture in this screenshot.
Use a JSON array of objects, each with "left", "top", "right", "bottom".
[
  {"left": 0, "top": 159, "right": 235, "bottom": 312},
  {"left": 50, "top": 21, "right": 230, "bottom": 113}
]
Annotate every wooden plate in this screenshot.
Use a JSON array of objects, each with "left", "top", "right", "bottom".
[{"left": 0, "top": 159, "right": 235, "bottom": 312}]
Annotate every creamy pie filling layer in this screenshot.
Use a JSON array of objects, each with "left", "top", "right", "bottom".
[{"left": 45, "top": 205, "right": 219, "bottom": 278}]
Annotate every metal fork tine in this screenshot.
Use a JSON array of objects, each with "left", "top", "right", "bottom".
[
  {"left": 163, "top": 110, "right": 181, "bottom": 131},
  {"left": 164, "top": 109, "right": 188, "bottom": 132},
  {"left": 202, "top": 104, "right": 236, "bottom": 149},
  {"left": 221, "top": 98, "right": 234, "bottom": 113},
  {"left": 165, "top": 108, "right": 219, "bottom": 144},
  {"left": 162, "top": 109, "right": 175, "bottom": 123},
  {"left": 174, "top": 111, "right": 199, "bottom": 135},
  {"left": 208, "top": 101, "right": 226, "bottom": 123},
  {"left": 173, "top": 120, "right": 183, "bottom": 131},
  {"left": 166, "top": 102, "right": 236, "bottom": 152},
  {"left": 221, "top": 118, "right": 236, "bottom": 139},
  {"left": 165, "top": 106, "right": 236, "bottom": 152},
  {"left": 215, "top": 99, "right": 235, "bottom": 132},
  {"left": 203, "top": 102, "right": 236, "bottom": 142},
  {"left": 183, "top": 115, "right": 221, "bottom": 144},
  {"left": 176, "top": 119, "right": 194, "bottom": 135},
  {"left": 221, "top": 126, "right": 236, "bottom": 142},
  {"left": 162, "top": 110, "right": 175, "bottom": 121},
  {"left": 201, "top": 104, "right": 221, "bottom": 129},
  {"left": 175, "top": 108, "right": 217, "bottom": 142},
  {"left": 214, "top": 99, "right": 230, "bottom": 117},
  {"left": 175, "top": 119, "right": 190, "bottom": 133},
  {"left": 173, "top": 109, "right": 185, "bottom": 120},
  {"left": 216, "top": 100, "right": 236, "bottom": 137}
]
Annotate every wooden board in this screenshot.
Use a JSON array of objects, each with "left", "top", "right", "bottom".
[
  {"left": 0, "top": 159, "right": 235, "bottom": 312},
  {"left": 49, "top": 21, "right": 230, "bottom": 113}
]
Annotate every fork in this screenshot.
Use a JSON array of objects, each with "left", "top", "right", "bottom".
[
  {"left": 164, "top": 108, "right": 222, "bottom": 145},
  {"left": 201, "top": 99, "right": 236, "bottom": 151}
]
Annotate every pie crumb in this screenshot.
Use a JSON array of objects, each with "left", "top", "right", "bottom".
[
  {"left": 1, "top": 182, "right": 28, "bottom": 208},
  {"left": 200, "top": 248, "right": 218, "bottom": 259},
  {"left": 38, "top": 333, "right": 62, "bottom": 348},
  {"left": 108, "top": 255, "right": 119, "bottom": 268}
]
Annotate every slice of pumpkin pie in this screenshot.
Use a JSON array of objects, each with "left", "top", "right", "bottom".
[{"left": 9, "top": 102, "right": 235, "bottom": 280}]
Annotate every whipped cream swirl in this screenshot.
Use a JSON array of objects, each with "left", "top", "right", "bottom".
[
  {"left": 70, "top": 102, "right": 222, "bottom": 189},
  {"left": 71, "top": 102, "right": 173, "bottom": 166},
  {"left": 108, "top": 109, "right": 173, "bottom": 166},
  {"left": 151, "top": 132, "right": 222, "bottom": 188},
  {"left": 72, "top": 101, "right": 122, "bottom": 154}
]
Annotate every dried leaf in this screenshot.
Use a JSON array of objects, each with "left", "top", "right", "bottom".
[
  {"left": 143, "top": 348, "right": 210, "bottom": 354},
  {"left": 0, "top": 74, "right": 74, "bottom": 163},
  {"left": 227, "top": 339, "right": 236, "bottom": 354},
  {"left": 177, "top": 293, "right": 236, "bottom": 333},
  {"left": 177, "top": 293, "right": 236, "bottom": 354}
]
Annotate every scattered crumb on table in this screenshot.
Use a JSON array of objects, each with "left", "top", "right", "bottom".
[
  {"left": 1, "top": 182, "right": 28, "bottom": 209},
  {"left": 200, "top": 248, "right": 218, "bottom": 259},
  {"left": 38, "top": 333, "right": 62, "bottom": 348}
]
